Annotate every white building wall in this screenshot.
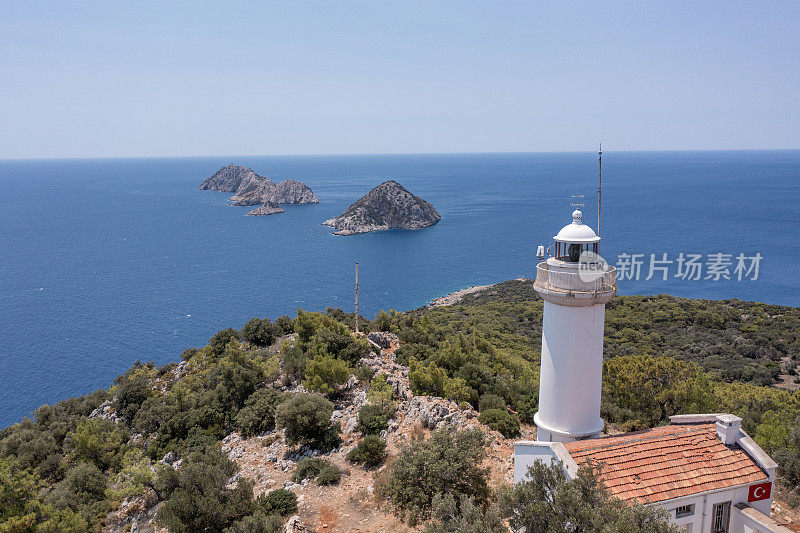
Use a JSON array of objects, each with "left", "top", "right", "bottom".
[
  {"left": 654, "top": 485, "right": 777, "bottom": 533},
  {"left": 535, "top": 300, "right": 605, "bottom": 441},
  {"left": 513, "top": 441, "right": 579, "bottom": 483}
]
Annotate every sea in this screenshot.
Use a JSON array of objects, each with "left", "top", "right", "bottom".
[{"left": 1, "top": 151, "right": 799, "bottom": 428}]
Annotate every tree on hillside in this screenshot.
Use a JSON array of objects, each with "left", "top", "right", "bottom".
[
  {"left": 209, "top": 328, "right": 240, "bottom": 357},
  {"left": 241, "top": 318, "right": 281, "bottom": 347},
  {"left": 602, "top": 355, "right": 715, "bottom": 429},
  {"left": 274, "top": 393, "right": 339, "bottom": 450},
  {"left": 302, "top": 355, "right": 351, "bottom": 397},
  {"left": 156, "top": 448, "right": 255, "bottom": 532},
  {"left": 499, "top": 460, "right": 680, "bottom": 533},
  {"left": 383, "top": 427, "right": 489, "bottom": 526}
]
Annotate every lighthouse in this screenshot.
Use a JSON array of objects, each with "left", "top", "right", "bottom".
[{"left": 532, "top": 201, "right": 617, "bottom": 443}]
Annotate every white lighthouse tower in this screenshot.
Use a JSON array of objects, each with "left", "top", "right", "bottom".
[{"left": 532, "top": 199, "right": 617, "bottom": 443}]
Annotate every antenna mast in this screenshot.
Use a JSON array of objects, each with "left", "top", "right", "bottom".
[
  {"left": 597, "top": 143, "right": 602, "bottom": 237},
  {"left": 354, "top": 262, "right": 359, "bottom": 334}
]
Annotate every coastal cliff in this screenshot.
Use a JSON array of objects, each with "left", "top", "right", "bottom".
[
  {"left": 200, "top": 164, "right": 319, "bottom": 208},
  {"left": 323, "top": 180, "right": 440, "bottom": 235}
]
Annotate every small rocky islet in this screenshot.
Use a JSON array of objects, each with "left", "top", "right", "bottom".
[
  {"left": 199, "top": 164, "right": 319, "bottom": 216},
  {"left": 323, "top": 180, "right": 441, "bottom": 235},
  {"left": 246, "top": 201, "right": 284, "bottom": 216}
]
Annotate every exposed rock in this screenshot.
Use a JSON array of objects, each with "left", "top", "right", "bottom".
[
  {"left": 406, "top": 396, "right": 477, "bottom": 429},
  {"left": 343, "top": 416, "right": 359, "bottom": 436},
  {"left": 367, "top": 331, "right": 397, "bottom": 349},
  {"left": 267, "top": 179, "right": 319, "bottom": 204},
  {"left": 199, "top": 164, "right": 269, "bottom": 193},
  {"left": 229, "top": 172, "right": 276, "bottom": 206},
  {"left": 323, "top": 180, "right": 440, "bottom": 236},
  {"left": 285, "top": 515, "right": 306, "bottom": 532},
  {"left": 247, "top": 202, "right": 285, "bottom": 216},
  {"left": 89, "top": 399, "right": 124, "bottom": 424},
  {"left": 199, "top": 164, "right": 319, "bottom": 210},
  {"left": 428, "top": 284, "right": 494, "bottom": 308},
  {"left": 428, "top": 278, "right": 528, "bottom": 308}
]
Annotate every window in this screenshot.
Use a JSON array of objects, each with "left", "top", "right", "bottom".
[
  {"left": 674, "top": 504, "right": 694, "bottom": 518},
  {"left": 711, "top": 501, "right": 731, "bottom": 533}
]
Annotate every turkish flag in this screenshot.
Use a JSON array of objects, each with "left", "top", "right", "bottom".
[{"left": 748, "top": 482, "right": 772, "bottom": 502}]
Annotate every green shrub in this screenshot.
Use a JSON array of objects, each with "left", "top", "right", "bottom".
[
  {"left": 0, "top": 456, "right": 89, "bottom": 531},
  {"left": 367, "top": 374, "right": 395, "bottom": 408},
  {"left": 235, "top": 388, "right": 285, "bottom": 437},
  {"left": 347, "top": 435, "right": 386, "bottom": 468},
  {"left": 772, "top": 416, "right": 800, "bottom": 494},
  {"left": 257, "top": 488, "right": 297, "bottom": 516},
  {"left": 309, "top": 328, "right": 371, "bottom": 365},
  {"left": 443, "top": 377, "right": 476, "bottom": 405},
  {"left": 292, "top": 457, "right": 328, "bottom": 483},
  {"left": 209, "top": 328, "right": 240, "bottom": 357},
  {"left": 316, "top": 463, "right": 342, "bottom": 485},
  {"left": 275, "top": 315, "right": 294, "bottom": 334},
  {"left": 478, "top": 409, "right": 520, "bottom": 438},
  {"left": 282, "top": 345, "right": 307, "bottom": 383},
  {"left": 241, "top": 318, "right": 281, "bottom": 347},
  {"left": 156, "top": 448, "right": 254, "bottom": 532},
  {"left": 64, "top": 418, "right": 128, "bottom": 471},
  {"left": 292, "top": 457, "right": 341, "bottom": 485},
  {"left": 225, "top": 511, "right": 283, "bottom": 533},
  {"left": 180, "top": 348, "right": 198, "bottom": 361},
  {"left": 274, "top": 394, "right": 339, "bottom": 450},
  {"left": 424, "top": 493, "right": 505, "bottom": 533},
  {"left": 357, "top": 405, "right": 393, "bottom": 436},
  {"left": 408, "top": 359, "right": 448, "bottom": 397},
  {"left": 113, "top": 363, "right": 155, "bottom": 421},
  {"left": 383, "top": 427, "right": 489, "bottom": 526},
  {"left": 302, "top": 355, "right": 352, "bottom": 397},
  {"left": 478, "top": 394, "right": 506, "bottom": 412},
  {"left": 44, "top": 461, "right": 109, "bottom": 526},
  {"left": 499, "top": 460, "right": 680, "bottom": 532},
  {"left": 354, "top": 366, "right": 375, "bottom": 383}
]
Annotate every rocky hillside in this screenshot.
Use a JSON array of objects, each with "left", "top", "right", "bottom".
[
  {"left": 213, "top": 333, "right": 517, "bottom": 533},
  {"left": 199, "top": 164, "right": 269, "bottom": 193},
  {"left": 247, "top": 202, "right": 285, "bottom": 216},
  {"left": 269, "top": 180, "right": 320, "bottom": 205},
  {"left": 94, "top": 329, "right": 517, "bottom": 533},
  {"left": 323, "top": 180, "right": 440, "bottom": 235},
  {"left": 3, "top": 283, "right": 799, "bottom": 533},
  {"left": 200, "top": 164, "right": 319, "bottom": 210}
]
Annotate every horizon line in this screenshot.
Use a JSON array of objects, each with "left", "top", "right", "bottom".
[{"left": 2, "top": 147, "right": 800, "bottom": 163}]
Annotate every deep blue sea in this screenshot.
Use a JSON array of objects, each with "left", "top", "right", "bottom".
[{"left": 1, "top": 151, "right": 799, "bottom": 427}]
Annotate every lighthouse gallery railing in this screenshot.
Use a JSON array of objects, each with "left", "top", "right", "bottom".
[{"left": 534, "top": 262, "right": 617, "bottom": 295}]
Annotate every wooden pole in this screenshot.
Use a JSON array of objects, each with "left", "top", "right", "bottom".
[{"left": 597, "top": 143, "right": 602, "bottom": 237}]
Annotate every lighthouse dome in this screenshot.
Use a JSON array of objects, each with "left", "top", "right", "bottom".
[{"left": 553, "top": 208, "right": 600, "bottom": 243}]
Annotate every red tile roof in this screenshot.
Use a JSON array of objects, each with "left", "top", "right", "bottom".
[{"left": 563, "top": 423, "right": 768, "bottom": 503}]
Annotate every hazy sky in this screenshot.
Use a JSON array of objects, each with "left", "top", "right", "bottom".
[{"left": 1, "top": 2, "right": 799, "bottom": 158}]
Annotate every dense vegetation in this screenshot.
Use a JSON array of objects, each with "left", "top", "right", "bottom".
[
  {"left": 499, "top": 460, "right": 680, "bottom": 533},
  {"left": 1, "top": 279, "right": 799, "bottom": 531}
]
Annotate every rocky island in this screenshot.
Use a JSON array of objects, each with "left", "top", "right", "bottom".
[
  {"left": 323, "top": 180, "right": 441, "bottom": 235},
  {"left": 200, "top": 164, "right": 319, "bottom": 215},
  {"left": 246, "top": 201, "right": 284, "bottom": 216}
]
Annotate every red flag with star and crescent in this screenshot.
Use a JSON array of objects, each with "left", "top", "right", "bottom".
[{"left": 748, "top": 482, "right": 772, "bottom": 502}]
